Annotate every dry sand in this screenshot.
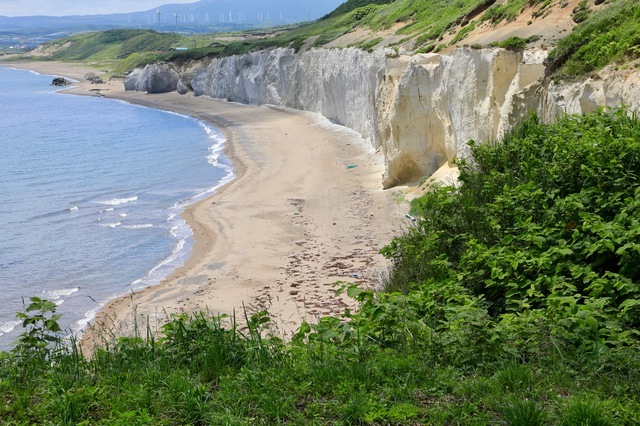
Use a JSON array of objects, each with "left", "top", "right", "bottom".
[{"left": 1, "top": 61, "right": 408, "bottom": 351}]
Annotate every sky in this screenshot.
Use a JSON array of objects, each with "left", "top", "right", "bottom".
[{"left": 0, "top": 0, "right": 198, "bottom": 17}]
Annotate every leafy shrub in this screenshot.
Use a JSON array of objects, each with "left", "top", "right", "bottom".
[
  {"left": 12, "top": 297, "right": 63, "bottom": 363},
  {"left": 381, "top": 108, "right": 640, "bottom": 356},
  {"left": 572, "top": 0, "right": 592, "bottom": 23}
]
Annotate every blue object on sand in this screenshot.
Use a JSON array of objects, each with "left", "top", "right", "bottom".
[{"left": 346, "top": 164, "right": 358, "bottom": 169}]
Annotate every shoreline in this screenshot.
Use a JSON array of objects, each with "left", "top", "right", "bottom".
[{"left": 1, "top": 60, "right": 408, "bottom": 352}]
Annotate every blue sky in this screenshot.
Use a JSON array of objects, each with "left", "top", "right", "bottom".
[{"left": 1, "top": 0, "right": 198, "bottom": 17}]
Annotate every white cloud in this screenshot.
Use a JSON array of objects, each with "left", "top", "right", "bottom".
[{"left": 0, "top": 0, "right": 198, "bottom": 17}]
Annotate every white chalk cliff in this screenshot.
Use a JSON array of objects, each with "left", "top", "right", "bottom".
[{"left": 124, "top": 46, "right": 640, "bottom": 188}]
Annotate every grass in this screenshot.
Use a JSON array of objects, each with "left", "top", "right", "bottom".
[
  {"left": 2, "top": 108, "right": 640, "bottom": 424},
  {"left": 547, "top": 0, "right": 640, "bottom": 78}
]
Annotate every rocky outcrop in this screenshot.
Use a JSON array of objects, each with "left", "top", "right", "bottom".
[
  {"left": 540, "top": 67, "right": 640, "bottom": 120},
  {"left": 379, "top": 48, "right": 545, "bottom": 187},
  {"left": 51, "top": 77, "right": 71, "bottom": 86},
  {"left": 124, "top": 62, "right": 179, "bottom": 94},
  {"left": 123, "top": 46, "right": 640, "bottom": 187}
]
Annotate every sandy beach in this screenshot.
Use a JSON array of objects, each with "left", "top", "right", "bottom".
[{"left": 1, "top": 60, "right": 408, "bottom": 351}]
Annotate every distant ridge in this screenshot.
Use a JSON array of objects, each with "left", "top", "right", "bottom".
[{"left": 0, "top": 0, "right": 344, "bottom": 33}]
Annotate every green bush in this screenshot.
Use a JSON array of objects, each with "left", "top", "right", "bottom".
[{"left": 382, "top": 108, "right": 640, "bottom": 355}]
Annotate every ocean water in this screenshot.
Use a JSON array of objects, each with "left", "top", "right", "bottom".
[{"left": 0, "top": 67, "right": 234, "bottom": 350}]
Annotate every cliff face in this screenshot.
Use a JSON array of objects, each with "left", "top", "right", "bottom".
[
  {"left": 190, "top": 48, "right": 386, "bottom": 143},
  {"left": 540, "top": 69, "right": 640, "bottom": 120},
  {"left": 378, "top": 49, "right": 545, "bottom": 187},
  {"left": 124, "top": 47, "right": 640, "bottom": 187},
  {"left": 124, "top": 62, "right": 180, "bottom": 94}
]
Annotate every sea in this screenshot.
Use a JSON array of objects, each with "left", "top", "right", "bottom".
[{"left": 0, "top": 66, "right": 234, "bottom": 350}]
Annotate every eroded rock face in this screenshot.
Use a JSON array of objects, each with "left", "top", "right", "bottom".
[
  {"left": 191, "top": 48, "right": 385, "bottom": 142},
  {"left": 540, "top": 67, "right": 640, "bottom": 119},
  {"left": 124, "top": 47, "right": 640, "bottom": 188},
  {"left": 190, "top": 47, "right": 547, "bottom": 187},
  {"left": 124, "top": 62, "right": 179, "bottom": 94},
  {"left": 379, "top": 48, "right": 545, "bottom": 187}
]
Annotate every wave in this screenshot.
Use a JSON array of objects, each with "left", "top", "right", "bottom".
[
  {"left": 122, "top": 224, "right": 153, "bottom": 229},
  {"left": 44, "top": 287, "right": 80, "bottom": 300},
  {"left": 190, "top": 123, "right": 236, "bottom": 200},
  {"left": 0, "top": 320, "right": 21, "bottom": 337},
  {"left": 99, "top": 222, "right": 121, "bottom": 228},
  {"left": 41, "top": 287, "right": 81, "bottom": 307},
  {"left": 30, "top": 207, "right": 78, "bottom": 221},
  {"left": 76, "top": 304, "right": 100, "bottom": 330},
  {"left": 98, "top": 196, "right": 138, "bottom": 206}
]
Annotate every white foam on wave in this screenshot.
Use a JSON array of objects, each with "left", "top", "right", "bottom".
[
  {"left": 191, "top": 122, "right": 236, "bottom": 200},
  {"left": 130, "top": 234, "right": 188, "bottom": 290},
  {"left": 98, "top": 196, "right": 138, "bottom": 206},
  {"left": 68, "top": 206, "right": 79, "bottom": 212},
  {"left": 119, "top": 213, "right": 128, "bottom": 218},
  {"left": 45, "top": 287, "right": 80, "bottom": 300},
  {"left": 0, "top": 320, "right": 21, "bottom": 336},
  {"left": 128, "top": 210, "right": 192, "bottom": 292},
  {"left": 44, "top": 287, "right": 80, "bottom": 300},
  {"left": 77, "top": 305, "right": 102, "bottom": 331},
  {"left": 39, "top": 287, "right": 81, "bottom": 308},
  {"left": 123, "top": 224, "right": 153, "bottom": 229},
  {"left": 99, "top": 222, "right": 121, "bottom": 228}
]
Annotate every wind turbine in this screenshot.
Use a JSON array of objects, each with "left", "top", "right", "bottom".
[
  {"left": 174, "top": 13, "right": 179, "bottom": 30},
  {"left": 156, "top": 9, "right": 163, "bottom": 28}
]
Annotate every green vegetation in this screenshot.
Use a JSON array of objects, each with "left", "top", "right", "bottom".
[
  {"left": 449, "top": 22, "right": 476, "bottom": 45},
  {"left": 487, "top": 35, "right": 541, "bottom": 51},
  {"left": 19, "top": 0, "right": 637, "bottom": 78},
  {"left": 322, "top": 0, "right": 397, "bottom": 20},
  {"left": 481, "top": 0, "right": 545, "bottom": 24},
  {"left": 46, "top": 29, "right": 180, "bottom": 61},
  {"left": 2, "top": 108, "right": 640, "bottom": 423},
  {"left": 571, "top": 0, "right": 592, "bottom": 23},
  {"left": 547, "top": 0, "right": 640, "bottom": 78},
  {"left": 349, "top": 37, "right": 384, "bottom": 52}
]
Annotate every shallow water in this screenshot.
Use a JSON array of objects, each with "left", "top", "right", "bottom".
[{"left": 0, "top": 67, "right": 233, "bottom": 349}]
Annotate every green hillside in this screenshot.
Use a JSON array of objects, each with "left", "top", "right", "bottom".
[
  {"left": 44, "top": 29, "right": 180, "bottom": 61},
  {"left": 547, "top": 0, "right": 640, "bottom": 78},
  {"left": 19, "top": 0, "right": 640, "bottom": 79}
]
